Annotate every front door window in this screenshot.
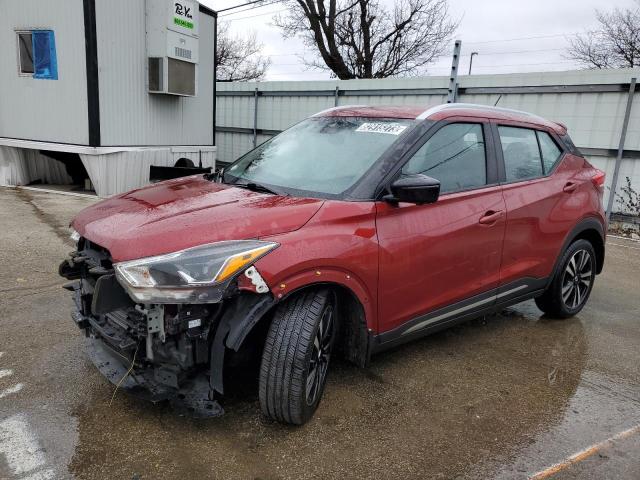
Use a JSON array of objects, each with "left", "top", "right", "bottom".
[{"left": 401, "top": 123, "right": 487, "bottom": 193}]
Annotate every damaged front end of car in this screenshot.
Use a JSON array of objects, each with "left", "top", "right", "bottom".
[{"left": 59, "top": 233, "right": 277, "bottom": 417}]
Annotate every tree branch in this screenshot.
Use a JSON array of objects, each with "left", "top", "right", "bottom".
[
  {"left": 274, "top": 0, "right": 457, "bottom": 79},
  {"left": 566, "top": 1, "right": 640, "bottom": 69}
]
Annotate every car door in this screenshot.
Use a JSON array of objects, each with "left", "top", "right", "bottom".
[
  {"left": 492, "top": 122, "right": 578, "bottom": 293},
  {"left": 375, "top": 119, "right": 506, "bottom": 337}
]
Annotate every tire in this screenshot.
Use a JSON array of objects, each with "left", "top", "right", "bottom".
[
  {"left": 259, "top": 288, "right": 336, "bottom": 425},
  {"left": 535, "top": 239, "right": 596, "bottom": 318},
  {"left": 174, "top": 157, "right": 195, "bottom": 168}
]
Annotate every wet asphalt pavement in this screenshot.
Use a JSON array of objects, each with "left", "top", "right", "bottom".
[{"left": 0, "top": 186, "right": 639, "bottom": 480}]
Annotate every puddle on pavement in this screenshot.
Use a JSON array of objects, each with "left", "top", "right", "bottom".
[
  {"left": 494, "top": 367, "right": 640, "bottom": 478},
  {"left": 70, "top": 301, "right": 592, "bottom": 480}
]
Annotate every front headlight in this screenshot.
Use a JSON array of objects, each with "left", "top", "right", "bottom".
[
  {"left": 114, "top": 240, "right": 278, "bottom": 303},
  {"left": 70, "top": 228, "right": 80, "bottom": 245}
]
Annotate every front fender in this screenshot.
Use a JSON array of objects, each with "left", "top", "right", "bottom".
[
  {"left": 253, "top": 200, "right": 380, "bottom": 332},
  {"left": 269, "top": 267, "right": 376, "bottom": 332}
]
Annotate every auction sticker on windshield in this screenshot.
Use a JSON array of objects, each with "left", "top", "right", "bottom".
[{"left": 355, "top": 123, "right": 408, "bottom": 135}]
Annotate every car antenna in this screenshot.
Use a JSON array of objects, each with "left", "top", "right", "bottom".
[{"left": 494, "top": 94, "right": 502, "bottom": 107}]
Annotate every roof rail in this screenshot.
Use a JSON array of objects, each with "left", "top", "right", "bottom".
[
  {"left": 417, "top": 102, "right": 553, "bottom": 126},
  {"left": 416, "top": 104, "right": 457, "bottom": 120},
  {"left": 312, "top": 105, "right": 367, "bottom": 117}
]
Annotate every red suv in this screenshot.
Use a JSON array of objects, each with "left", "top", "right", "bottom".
[{"left": 60, "top": 104, "right": 606, "bottom": 424}]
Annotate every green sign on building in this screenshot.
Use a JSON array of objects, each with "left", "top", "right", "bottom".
[{"left": 174, "top": 17, "right": 194, "bottom": 29}]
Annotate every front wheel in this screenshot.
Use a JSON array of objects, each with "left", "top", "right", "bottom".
[
  {"left": 535, "top": 239, "right": 596, "bottom": 318},
  {"left": 259, "top": 288, "right": 336, "bottom": 425}
]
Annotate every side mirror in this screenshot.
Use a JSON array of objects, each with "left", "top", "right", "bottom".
[{"left": 385, "top": 174, "right": 440, "bottom": 205}]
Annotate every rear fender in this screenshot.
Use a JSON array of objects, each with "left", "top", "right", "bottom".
[{"left": 547, "top": 216, "right": 606, "bottom": 288}]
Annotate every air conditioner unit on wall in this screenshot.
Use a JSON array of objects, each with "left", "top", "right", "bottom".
[
  {"left": 148, "top": 57, "right": 196, "bottom": 96},
  {"left": 146, "top": 0, "right": 199, "bottom": 97}
]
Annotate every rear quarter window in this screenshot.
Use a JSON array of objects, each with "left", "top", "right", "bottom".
[
  {"left": 560, "top": 133, "right": 583, "bottom": 156},
  {"left": 537, "top": 131, "right": 563, "bottom": 173}
]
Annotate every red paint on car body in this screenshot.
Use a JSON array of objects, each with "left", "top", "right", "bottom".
[
  {"left": 72, "top": 175, "right": 324, "bottom": 262},
  {"left": 255, "top": 200, "right": 380, "bottom": 329}
]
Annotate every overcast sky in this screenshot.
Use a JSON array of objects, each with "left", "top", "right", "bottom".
[{"left": 200, "top": 0, "right": 638, "bottom": 81}]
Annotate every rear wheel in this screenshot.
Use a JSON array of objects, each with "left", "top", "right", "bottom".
[
  {"left": 535, "top": 239, "right": 596, "bottom": 318},
  {"left": 259, "top": 288, "right": 336, "bottom": 425}
]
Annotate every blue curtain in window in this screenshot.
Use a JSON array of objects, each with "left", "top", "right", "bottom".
[{"left": 32, "top": 30, "right": 58, "bottom": 80}]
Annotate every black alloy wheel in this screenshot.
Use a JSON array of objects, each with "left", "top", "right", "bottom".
[
  {"left": 535, "top": 239, "right": 596, "bottom": 318},
  {"left": 306, "top": 303, "right": 334, "bottom": 406},
  {"left": 560, "top": 248, "right": 593, "bottom": 310}
]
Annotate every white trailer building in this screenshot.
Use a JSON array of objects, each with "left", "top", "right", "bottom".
[{"left": 0, "top": 0, "right": 216, "bottom": 197}]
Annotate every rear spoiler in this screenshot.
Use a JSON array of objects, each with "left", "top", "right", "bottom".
[{"left": 553, "top": 121, "right": 568, "bottom": 135}]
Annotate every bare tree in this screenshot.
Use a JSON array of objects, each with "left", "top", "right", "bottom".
[
  {"left": 567, "top": 1, "right": 640, "bottom": 69},
  {"left": 274, "top": 0, "right": 458, "bottom": 79},
  {"left": 216, "top": 22, "right": 271, "bottom": 81}
]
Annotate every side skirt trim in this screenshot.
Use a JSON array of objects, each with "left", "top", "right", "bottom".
[
  {"left": 402, "top": 284, "right": 528, "bottom": 336},
  {"left": 373, "top": 277, "right": 547, "bottom": 353}
]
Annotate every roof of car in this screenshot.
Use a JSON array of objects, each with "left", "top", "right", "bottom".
[{"left": 316, "top": 103, "right": 567, "bottom": 134}]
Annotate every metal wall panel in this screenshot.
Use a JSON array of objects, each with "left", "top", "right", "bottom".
[
  {"left": 0, "top": 147, "right": 73, "bottom": 186},
  {"left": 80, "top": 146, "right": 216, "bottom": 197},
  {"left": 0, "top": 0, "right": 89, "bottom": 144},
  {"left": 215, "top": 131, "right": 263, "bottom": 164},
  {"left": 586, "top": 155, "right": 640, "bottom": 209},
  {"left": 96, "top": 0, "right": 215, "bottom": 146}
]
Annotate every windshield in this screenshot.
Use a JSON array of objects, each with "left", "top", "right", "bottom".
[{"left": 223, "top": 116, "right": 414, "bottom": 197}]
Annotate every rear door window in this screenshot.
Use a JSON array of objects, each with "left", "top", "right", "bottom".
[
  {"left": 498, "top": 126, "right": 543, "bottom": 182},
  {"left": 537, "top": 131, "right": 563, "bottom": 173},
  {"left": 401, "top": 123, "right": 487, "bottom": 194}
]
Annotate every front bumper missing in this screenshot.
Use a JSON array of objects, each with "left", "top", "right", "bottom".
[
  {"left": 62, "top": 240, "right": 276, "bottom": 418},
  {"left": 68, "top": 280, "right": 223, "bottom": 418},
  {"left": 87, "top": 338, "right": 223, "bottom": 417}
]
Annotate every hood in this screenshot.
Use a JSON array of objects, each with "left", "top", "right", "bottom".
[{"left": 72, "top": 176, "right": 324, "bottom": 262}]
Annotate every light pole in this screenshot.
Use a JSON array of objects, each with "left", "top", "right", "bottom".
[{"left": 469, "top": 52, "right": 478, "bottom": 75}]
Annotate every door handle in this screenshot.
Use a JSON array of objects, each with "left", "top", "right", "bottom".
[
  {"left": 479, "top": 210, "right": 504, "bottom": 225},
  {"left": 563, "top": 182, "right": 578, "bottom": 193}
]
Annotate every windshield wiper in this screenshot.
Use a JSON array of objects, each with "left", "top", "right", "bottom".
[{"left": 234, "top": 181, "right": 287, "bottom": 196}]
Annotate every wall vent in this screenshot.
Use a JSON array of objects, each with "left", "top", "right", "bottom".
[{"left": 175, "top": 47, "right": 192, "bottom": 60}]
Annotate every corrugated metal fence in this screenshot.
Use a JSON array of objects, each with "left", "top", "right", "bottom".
[{"left": 216, "top": 68, "right": 640, "bottom": 211}]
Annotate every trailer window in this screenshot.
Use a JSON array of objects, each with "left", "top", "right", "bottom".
[
  {"left": 17, "top": 32, "right": 34, "bottom": 75},
  {"left": 16, "top": 30, "right": 58, "bottom": 80}
]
